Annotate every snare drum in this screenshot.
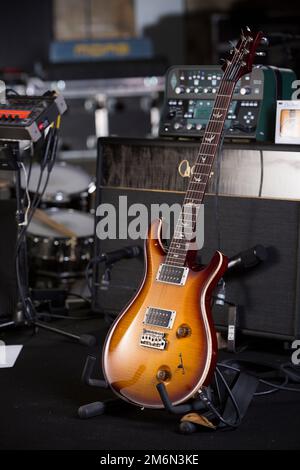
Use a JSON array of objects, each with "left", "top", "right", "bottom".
[
  {"left": 27, "top": 208, "right": 94, "bottom": 273},
  {"left": 21, "top": 162, "right": 95, "bottom": 212}
]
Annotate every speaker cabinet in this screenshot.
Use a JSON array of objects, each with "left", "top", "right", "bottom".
[{"left": 93, "top": 138, "right": 300, "bottom": 340}]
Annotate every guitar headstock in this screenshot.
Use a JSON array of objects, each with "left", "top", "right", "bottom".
[{"left": 222, "top": 27, "right": 264, "bottom": 83}]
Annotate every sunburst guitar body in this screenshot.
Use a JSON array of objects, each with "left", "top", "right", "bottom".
[{"left": 103, "top": 220, "right": 227, "bottom": 408}]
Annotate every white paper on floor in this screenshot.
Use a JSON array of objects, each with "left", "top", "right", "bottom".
[{"left": 0, "top": 344, "right": 23, "bottom": 368}]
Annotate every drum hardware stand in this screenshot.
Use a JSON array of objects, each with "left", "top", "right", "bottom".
[{"left": 0, "top": 140, "right": 96, "bottom": 347}]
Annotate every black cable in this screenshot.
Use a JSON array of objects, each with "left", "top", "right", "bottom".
[
  {"left": 85, "top": 255, "right": 106, "bottom": 295},
  {"left": 16, "top": 128, "right": 57, "bottom": 253},
  {"left": 255, "top": 377, "right": 289, "bottom": 396},
  {"left": 85, "top": 259, "right": 95, "bottom": 296},
  {"left": 218, "top": 362, "right": 288, "bottom": 396},
  {"left": 258, "top": 149, "right": 264, "bottom": 197},
  {"left": 14, "top": 126, "right": 58, "bottom": 324},
  {"left": 218, "top": 361, "right": 300, "bottom": 395},
  {"left": 16, "top": 164, "right": 48, "bottom": 253},
  {"left": 259, "top": 378, "right": 300, "bottom": 393},
  {"left": 68, "top": 292, "right": 91, "bottom": 303}
]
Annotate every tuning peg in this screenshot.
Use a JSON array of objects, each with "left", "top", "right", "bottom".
[
  {"left": 220, "top": 58, "right": 231, "bottom": 67},
  {"left": 260, "top": 37, "right": 269, "bottom": 46},
  {"left": 246, "top": 26, "right": 251, "bottom": 32},
  {"left": 229, "top": 40, "right": 238, "bottom": 53}
]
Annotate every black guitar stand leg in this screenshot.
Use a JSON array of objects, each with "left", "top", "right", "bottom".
[{"left": 78, "top": 355, "right": 124, "bottom": 419}]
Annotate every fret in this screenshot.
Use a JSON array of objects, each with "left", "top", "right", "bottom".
[
  {"left": 185, "top": 190, "right": 204, "bottom": 194},
  {"left": 178, "top": 213, "right": 197, "bottom": 220},
  {"left": 193, "top": 166, "right": 213, "bottom": 172},
  {"left": 203, "top": 130, "right": 222, "bottom": 135},
  {"left": 168, "top": 248, "right": 188, "bottom": 254},
  {"left": 188, "top": 182, "right": 206, "bottom": 188},
  {"left": 167, "top": 251, "right": 187, "bottom": 257},
  {"left": 173, "top": 228, "right": 196, "bottom": 235},
  {"left": 197, "top": 153, "right": 214, "bottom": 157},
  {"left": 213, "top": 107, "right": 227, "bottom": 110}
]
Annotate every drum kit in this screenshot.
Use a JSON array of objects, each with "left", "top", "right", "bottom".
[{"left": 14, "top": 161, "right": 96, "bottom": 289}]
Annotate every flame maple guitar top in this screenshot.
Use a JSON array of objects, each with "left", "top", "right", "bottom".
[{"left": 102, "top": 219, "right": 228, "bottom": 408}]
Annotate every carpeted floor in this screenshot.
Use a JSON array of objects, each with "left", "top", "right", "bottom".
[{"left": 0, "top": 316, "right": 299, "bottom": 450}]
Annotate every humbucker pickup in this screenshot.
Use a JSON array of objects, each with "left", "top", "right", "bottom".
[
  {"left": 156, "top": 264, "right": 189, "bottom": 286},
  {"left": 143, "top": 307, "right": 176, "bottom": 329},
  {"left": 140, "top": 329, "right": 167, "bottom": 350}
]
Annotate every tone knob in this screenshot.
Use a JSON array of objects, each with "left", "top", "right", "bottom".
[
  {"left": 240, "top": 87, "right": 251, "bottom": 96},
  {"left": 176, "top": 324, "right": 191, "bottom": 338},
  {"left": 196, "top": 123, "right": 202, "bottom": 130},
  {"left": 174, "top": 122, "right": 182, "bottom": 130},
  {"left": 186, "top": 123, "right": 193, "bottom": 130}
]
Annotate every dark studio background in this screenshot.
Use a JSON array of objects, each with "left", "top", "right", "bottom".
[{"left": 1, "top": 0, "right": 300, "bottom": 75}]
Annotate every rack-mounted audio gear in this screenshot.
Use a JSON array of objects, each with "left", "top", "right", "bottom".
[{"left": 159, "top": 65, "right": 296, "bottom": 141}]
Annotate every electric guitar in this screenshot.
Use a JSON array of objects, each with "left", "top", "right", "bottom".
[{"left": 103, "top": 28, "right": 263, "bottom": 408}]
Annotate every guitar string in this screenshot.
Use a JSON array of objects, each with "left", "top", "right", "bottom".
[{"left": 167, "top": 81, "right": 238, "bottom": 262}]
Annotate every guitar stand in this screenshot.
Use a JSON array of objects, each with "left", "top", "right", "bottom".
[
  {"left": 78, "top": 355, "right": 123, "bottom": 419},
  {"left": 78, "top": 356, "right": 208, "bottom": 419},
  {"left": 78, "top": 354, "right": 258, "bottom": 434}
]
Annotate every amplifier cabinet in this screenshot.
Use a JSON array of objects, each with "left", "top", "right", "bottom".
[{"left": 93, "top": 138, "right": 300, "bottom": 340}]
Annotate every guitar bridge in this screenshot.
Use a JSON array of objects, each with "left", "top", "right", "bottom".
[
  {"left": 140, "top": 329, "right": 167, "bottom": 350},
  {"left": 156, "top": 264, "right": 189, "bottom": 286}
]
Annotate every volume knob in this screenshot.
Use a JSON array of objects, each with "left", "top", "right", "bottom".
[{"left": 176, "top": 324, "right": 191, "bottom": 338}]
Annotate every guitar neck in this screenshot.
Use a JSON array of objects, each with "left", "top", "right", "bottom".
[{"left": 165, "top": 80, "right": 236, "bottom": 266}]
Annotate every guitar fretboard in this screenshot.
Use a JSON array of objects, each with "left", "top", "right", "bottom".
[{"left": 165, "top": 80, "right": 236, "bottom": 267}]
